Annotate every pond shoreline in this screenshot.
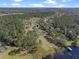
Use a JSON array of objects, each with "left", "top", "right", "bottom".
[
  {"left": 43, "top": 46, "right": 79, "bottom": 59},
  {"left": 55, "top": 46, "right": 79, "bottom": 59}
]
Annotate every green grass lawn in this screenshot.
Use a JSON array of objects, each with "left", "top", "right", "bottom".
[
  {"left": 65, "top": 41, "right": 74, "bottom": 46},
  {"left": 75, "top": 40, "right": 79, "bottom": 47},
  {"left": 0, "top": 36, "right": 57, "bottom": 59},
  {"left": 65, "top": 40, "right": 79, "bottom": 47},
  {"left": 0, "top": 46, "right": 33, "bottom": 59}
]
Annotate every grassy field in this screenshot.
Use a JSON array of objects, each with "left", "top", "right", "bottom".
[
  {"left": 65, "top": 40, "right": 79, "bottom": 47},
  {"left": 0, "top": 46, "right": 33, "bottom": 59},
  {"left": 0, "top": 36, "right": 57, "bottom": 59},
  {"left": 33, "top": 36, "right": 58, "bottom": 59},
  {"left": 75, "top": 40, "right": 79, "bottom": 47},
  {"left": 65, "top": 41, "right": 74, "bottom": 46}
]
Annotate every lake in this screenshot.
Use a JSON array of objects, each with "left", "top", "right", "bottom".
[{"left": 56, "top": 46, "right": 79, "bottom": 59}]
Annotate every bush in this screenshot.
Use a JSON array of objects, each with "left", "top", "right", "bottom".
[
  {"left": 8, "top": 49, "right": 21, "bottom": 55},
  {"left": 76, "top": 40, "right": 79, "bottom": 47},
  {"left": 27, "top": 46, "right": 37, "bottom": 54}
]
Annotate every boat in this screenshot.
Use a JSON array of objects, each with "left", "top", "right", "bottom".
[{"left": 66, "top": 47, "right": 72, "bottom": 51}]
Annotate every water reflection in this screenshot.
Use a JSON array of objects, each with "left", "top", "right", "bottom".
[
  {"left": 43, "top": 46, "right": 79, "bottom": 59},
  {"left": 56, "top": 46, "right": 79, "bottom": 59}
]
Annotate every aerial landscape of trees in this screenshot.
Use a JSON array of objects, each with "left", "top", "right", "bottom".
[{"left": 0, "top": 11, "right": 79, "bottom": 59}]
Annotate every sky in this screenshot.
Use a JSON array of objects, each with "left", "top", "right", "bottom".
[{"left": 0, "top": 0, "right": 79, "bottom": 8}]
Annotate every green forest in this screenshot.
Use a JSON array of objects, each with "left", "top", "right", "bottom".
[{"left": 0, "top": 12, "right": 79, "bottom": 59}]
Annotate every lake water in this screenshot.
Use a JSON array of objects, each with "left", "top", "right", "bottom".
[{"left": 56, "top": 46, "right": 79, "bottom": 59}]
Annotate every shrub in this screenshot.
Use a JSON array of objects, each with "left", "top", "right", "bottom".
[{"left": 8, "top": 49, "right": 21, "bottom": 55}]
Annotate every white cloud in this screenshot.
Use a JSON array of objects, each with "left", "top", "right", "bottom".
[
  {"left": 11, "top": 3, "right": 26, "bottom": 7},
  {"left": 43, "top": 0, "right": 72, "bottom": 7},
  {"left": 0, "top": 3, "right": 7, "bottom": 7},
  {"left": 12, "top": 0, "right": 22, "bottom": 7},
  {"left": 41, "top": 4, "right": 66, "bottom": 8},
  {"left": 1, "top": 3, "right": 7, "bottom": 6},
  {"left": 0, "top": 3, "right": 7, "bottom": 6},
  {"left": 29, "top": 4, "right": 45, "bottom": 7},
  {"left": 61, "top": 0, "right": 71, "bottom": 2},
  {"left": 0, "top": 0, "right": 78, "bottom": 8},
  {"left": 11, "top": 3, "right": 20, "bottom": 6},
  {"left": 53, "top": 4, "right": 66, "bottom": 7},
  {"left": 44, "top": 0, "right": 57, "bottom": 4},
  {"left": 14, "top": 0, "right": 22, "bottom": 2}
]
